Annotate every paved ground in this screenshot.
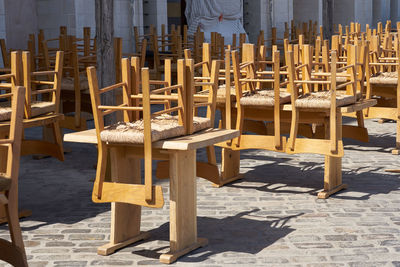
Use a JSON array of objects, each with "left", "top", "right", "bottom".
[{"left": 1, "top": 117, "right": 400, "bottom": 266}]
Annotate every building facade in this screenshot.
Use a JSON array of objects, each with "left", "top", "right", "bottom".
[{"left": 0, "top": 0, "right": 399, "bottom": 57}]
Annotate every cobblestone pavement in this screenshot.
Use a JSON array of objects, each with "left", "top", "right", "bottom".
[{"left": 1, "top": 117, "right": 400, "bottom": 267}]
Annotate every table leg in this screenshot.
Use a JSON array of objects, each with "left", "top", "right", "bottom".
[
  {"left": 160, "top": 150, "right": 207, "bottom": 264},
  {"left": 318, "top": 156, "right": 347, "bottom": 199},
  {"left": 97, "top": 146, "right": 149, "bottom": 255},
  {"left": 213, "top": 148, "right": 242, "bottom": 187},
  {"left": 318, "top": 111, "right": 347, "bottom": 199}
]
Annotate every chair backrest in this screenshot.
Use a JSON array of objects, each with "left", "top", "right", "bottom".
[
  {"left": 22, "top": 51, "right": 64, "bottom": 118},
  {"left": 87, "top": 57, "right": 187, "bottom": 141},
  {"left": 0, "top": 85, "right": 25, "bottom": 181},
  {"left": 0, "top": 52, "right": 22, "bottom": 123}
]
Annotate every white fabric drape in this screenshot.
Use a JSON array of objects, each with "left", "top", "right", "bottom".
[{"left": 185, "top": 0, "right": 247, "bottom": 45}]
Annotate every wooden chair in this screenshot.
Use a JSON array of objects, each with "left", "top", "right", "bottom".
[
  {"left": 19, "top": 50, "right": 65, "bottom": 160},
  {"left": 0, "top": 50, "right": 65, "bottom": 161},
  {"left": 0, "top": 85, "right": 27, "bottom": 267},
  {"left": 228, "top": 44, "right": 289, "bottom": 152},
  {"left": 59, "top": 36, "right": 96, "bottom": 131},
  {"left": 364, "top": 35, "right": 400, "bottom": 152},
  {"left": 286, "top": 45, "right": 358, "bottom": 157},
  {"left": 87, "top": 55, "right": 213, "bottom": 207},
  {"left": 150, "top": 30, "right": 181, "bottom": 79}
]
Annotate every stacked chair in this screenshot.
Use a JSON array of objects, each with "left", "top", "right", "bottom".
[
  {"left": 0, "top": 73, "right": 28, "bottom": 266},
  {"left": 0, "top": 51, "right": 65, "bottom": 161},
  {"left": 87, "top": 56, "right": 219, "bottom": 206}
]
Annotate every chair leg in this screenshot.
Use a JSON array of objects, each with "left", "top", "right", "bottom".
[
  {"left": 92, "top": 146, "right": 108, "bottom": 201},
  {"left": 75, "top": 91, "right": 82, "bottom": 129},
  {"left": 51, "top": 121, "right": 65, "bottom": 161},
  {"left": 288, "top": 109, "right": 299, "bottom": 151},
  {"left": 235, "top": 108, "right": 244, "bottom": 147},
  {"left": 206, "top": 146, "right": 217, "bottom": 165},
  {"left": 5, "top": 196, "right": 28, "bottom": 266}
]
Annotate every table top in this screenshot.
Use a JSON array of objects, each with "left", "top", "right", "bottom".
[{"left": 64, "top": 128, "right": 239, "bottom": 151}]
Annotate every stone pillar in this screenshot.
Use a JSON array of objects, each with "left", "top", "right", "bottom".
[
  {"left": 355, "top": 0, "right": 373, "bottom": 30},
  {"left": 243, "top": 0, "right": 263, "bottom": 43},
  {"left": 114, "top": 0, "right": 134, "bottom": 53},
  {"left": 36, "top": 0, "right": 76, "bottom": 39},
  {"left": 293, "top": 0, "right": 321, "bottom": 26},
  {"left": 333, "top": 0, "right": 355, "bottom": 28},
  {"left": 75, "top": 0, "right": 95, "bottom": 38},
  {"left": 390, "top": 0, "right": 400, "bottom": 22},
  {"left": 143, "top": 0, "right": 168, "bottom": 35},
  {"left": 272, "top": 0, "right": 293, "bottom": 38},
  {"left": 131, "top": 0, "right": 144, "bottom": 53},
  {"left": 0, "top": 1, "right": 6, "bottom": 40},
  {"left": 373, "top": 0, "right": 391, "bottom": 27},
  {"left": 4, "top": 0, "right": 38, "bottom": 50}
]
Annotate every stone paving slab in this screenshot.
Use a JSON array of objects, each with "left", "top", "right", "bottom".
[{"left": 1, "top": 118, "right": 400, "bottom": 266}]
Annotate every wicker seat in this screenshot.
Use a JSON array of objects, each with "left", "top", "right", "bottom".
[
  {"left": 101, "top": 115, "right": 210, "bottom": 144},
  {"left": 240, "top": 88, "right": 291, "bottom": 106},
  {"left": 0, "top": 100, "right": 55, "bottom": 119},
  {"left": 295, "top": 91, "right": 355, "bottom": 109},
  {"left": 0, "top": 107, "right": 11, "bottom": 121},
  {"left": 0, "top": 174, "right": 11, "bottom": 191},
  {"left": 369, "top": 71, "right": 397, "bottom": 85}
]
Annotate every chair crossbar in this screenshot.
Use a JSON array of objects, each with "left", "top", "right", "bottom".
[
  {"left": 31, "top": 80, "right": 54, "bottom": 85},
  {"left": 152, "top": 106, "right": 182, "bottom": 117},
  {"left": 336, "top": 81, "right": 354, "bottom": 90},
  {"left": 99, "top": 104, "right": 143, "bottom": 112},
  {"left": 31, "top": 70, "right": 56, "bottom": 76},
  {"left": 149, "top": 80, "right": 169, "bottom": 85},
  {"left": 100, "top": 82, "right": 126, "bottom": 94},
  {"left": 337, "top": 65, "right": 355, "bottom": 72},
  {"left": 0, "top": 83, "right": 12, "bottom": 88},
  {"left": 0, "top": 92, "right": 12, "bottom": 98},
  {"left": 151, "top": 84, "right": 182, "bottom": 94},
  {"left": 31, "top": 88, "right": 56, "bottom": 95},
  {"left": 194, "top": 102, "right": 211, "bottom": 108},
  {"left": 0, "top": 138, "right": 13, "bottom": 145}
]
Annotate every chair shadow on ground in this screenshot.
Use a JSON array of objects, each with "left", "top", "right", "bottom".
[
  {"left": 130, "top": 209, "right": 302, "bottom": 263},
  {"left": 343, "top": 132, "right": 396, "bottom": 153},
  {"left": 0, "top": 134, "right": 111, "bottom": 231},
  {"left": 224, "top": 153, "right": 400, "bottom": 201}
]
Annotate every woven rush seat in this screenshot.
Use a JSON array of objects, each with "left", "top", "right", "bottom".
[
  {"left": 240, "top": 89, "right": 291, "bottom": 106},
  {"left": 100, "top": 114, "right": 211, "bottom": 144},
  {"left": 369, "top": 72, "right": 398, "bottom": 85},
  {"left": 0, "top": 174, "right": 11, "bottom": 191},
  {"left": 0, "top": 101, "right": 12, "bottom": 121},
  {"left": 197, "top": 84, "right": 236, "bottom": 102},
  {"left": 295, "top": 91, "right": 356, "bottom": 109},
  {"left": 61, "top": 76, "right": 89, "bottom": 91},
  {"left": 336, "top": 90, "right": 363, "bottom": 100},
  {"left": 0, "top": 100, "right": 55, "bottom": 119}
]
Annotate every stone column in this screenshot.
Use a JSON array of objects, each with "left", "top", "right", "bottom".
[{"left": 4, "top": 0, "right": 38, "bottom": 50}]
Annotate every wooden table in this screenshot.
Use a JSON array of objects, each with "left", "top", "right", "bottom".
[{"left": 64, "top": 128, "right": 239, "bottom": 264}]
